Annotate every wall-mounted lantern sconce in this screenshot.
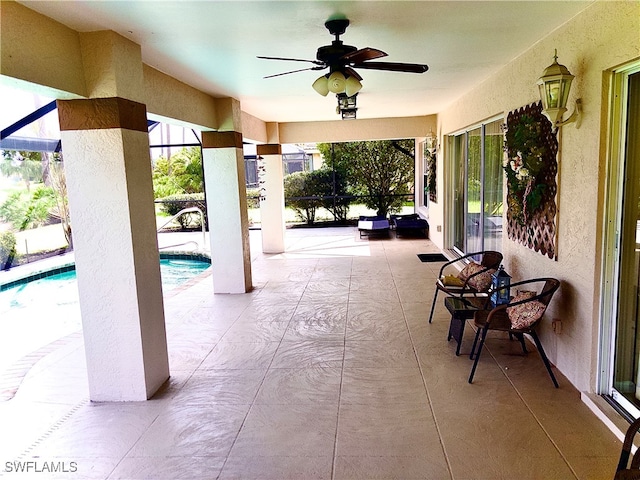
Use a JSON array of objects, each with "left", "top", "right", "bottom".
[
  {"left": 537, "top": 50, "right": 582, "bottom": 129},
  {"left": 425, "top": 129, "right": 438, "bottom": 152}
]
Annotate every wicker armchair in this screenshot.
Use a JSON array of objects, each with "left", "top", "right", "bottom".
[
  {"left": 428, "top": 250, "right": 503, "bottom": 323},
  {"left": 615, "top": 416, "right": 640, "bottom": 479},
  {"left": 468, "top": 278, "right": 561, "bottom": 387}
]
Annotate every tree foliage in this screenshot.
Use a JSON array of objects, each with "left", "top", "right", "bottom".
[
  {"left": 1, "top": 150, "right": 49, "bottom": 191},
  {"left": 283, "top": 171, "right": 323, "bottom": 224},
  {"left": 0, "top": 185, "right": 57, "bottom": 230},
  {"left": 152, "top": 147, "right": 204, "bottom": 198},
  {"left": 317, "top": 139, "right": 415, "bottom": 217},
  {"left": 313, "top": 168, "right": 351, "bottom": 223},
  {"left": 310, "top": 144, "right": 353, "bottom": 223},
  {"left": 158, "top": 193, "right": 207, "bottom": 230},
  {"left": 0, "top": 151, "right": 71, "bottom": 246},
  {"left": 0, "top": 231, "right": 17, "bottom": 270},
  {"left": 49, "top": 160, "right": 72, "bottom": 247}
]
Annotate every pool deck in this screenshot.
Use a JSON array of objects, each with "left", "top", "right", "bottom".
[{"left": 0, "top": 227, "right": 624, "bottom": 479}]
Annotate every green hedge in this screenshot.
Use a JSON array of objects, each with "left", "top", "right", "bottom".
[
  {"left": 0, "top": 231, "right": 17, "bottom": 270},
  {"left": 156, "top": 193, "right": 207, "bottom": 230}
]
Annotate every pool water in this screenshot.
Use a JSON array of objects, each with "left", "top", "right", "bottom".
[
  {"left": 158, "top": 258, "right": 211, "bottom": 289},
  {"left": 0, "top": 258, "right": 210, "bottom": 371},
  {"left": 1, "top": 259, "right": 210, "bottom": 311}
]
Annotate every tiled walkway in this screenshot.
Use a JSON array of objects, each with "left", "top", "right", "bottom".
[{"left": 0, "top": 228, "right": 621, "bottom": 479}]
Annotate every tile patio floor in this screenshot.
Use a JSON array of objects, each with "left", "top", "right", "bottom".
[{"left": 0, "top": 227, "right": 622, "bottom": 479}]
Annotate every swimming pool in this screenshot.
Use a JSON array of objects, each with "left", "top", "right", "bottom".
[{"left": 0, "top": 255, "right": 211, "bottom": 372}]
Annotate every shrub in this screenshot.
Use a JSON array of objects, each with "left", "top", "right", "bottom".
[
  {"left": 152, "top": 147, "right": 203, "bottom": 199},
  {"left": 0, "top": 185, "right": 57, "bottom": 231},
  {"left": 156, "top": 193, "right": 207, "bottom": 230},
  {"left": 313, "top": 168, "right": 351, "bottom": 223},
  {"left": 283, "top": 171, "right": 322, "bottom": 224},
  {"left": 246, "top": 188, "right": 261, "bottom": 209},
  {"left": 283, "top": 170, "right": 352, "bottom": 224},
  {"left": 0, "top": 231, "right": 17, "bottom": 270}
]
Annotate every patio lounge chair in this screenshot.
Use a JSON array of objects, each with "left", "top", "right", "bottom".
[
  {"left": 390, "top": 213, "right": 429, "bottom": 238},
  {"left": 358, "top": 215, "right": 390, "bottom": 238},
  {"left": 468, "top": 277, "right": 561, "bottom": 387},
  {"left": 428, "top": 250, "right": 503, "bottom": 323}
]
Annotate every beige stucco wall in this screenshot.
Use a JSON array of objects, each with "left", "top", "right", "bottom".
[
  {"left": 143, "top": 65, "right": 218, "bottom": 131},
  {"left": 80, "top": 31, "right": 144, "bottom": 102},
  {"left": 278, "top": 115, "right": 436, "bottom": 144},
  {"left": 241, "top": 111, "right": 269, "bottom": 144},
  {"left": 0, "top": 1, "right": 86, "bottom": 97},
  {"left": 435, "top": 1, "right": 640, "bottom": 392}
]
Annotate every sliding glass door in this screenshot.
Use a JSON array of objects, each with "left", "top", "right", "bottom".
[
  {"left": 452, "top": 134, "right": 466, "bottom": 251},
  {"left": 602, "top": 67, "right": 640, "bottom": 416},
  {"left": 483, "top": 121, "right": 505, "bottom": 252},
  {"left": 450, "top": 118, "right": 504, "bottom": 254}
]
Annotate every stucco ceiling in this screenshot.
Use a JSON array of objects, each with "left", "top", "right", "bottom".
[{"left": 18, "top": 1, "right": 594, "bottom": 123}]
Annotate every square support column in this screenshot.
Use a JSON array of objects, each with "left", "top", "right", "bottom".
[
  {"left": 58, "top": 98, "right": 169, "bottom": 402},
  {"left": 202, "top": 131, "right": 252, "bottom": 293},
  {"left": 257, "top": 144, "right": 285, "bottom": 254}
]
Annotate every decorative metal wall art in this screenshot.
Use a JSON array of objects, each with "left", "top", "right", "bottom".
[{"left": 504, "top": 101, "right": 558, "bottom": 259}]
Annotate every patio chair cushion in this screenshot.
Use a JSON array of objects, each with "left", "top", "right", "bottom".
[
  {"left": 358, "top": 215, "right": 390, "bottom": 231},
  {"left": 507, "top": 291, "right": 546, "bottom": 329},
  {"left": 466, "top": 268, "right": 496, "bottom": 292},
  {"left": 459, "top": 261, "right": 495, "bottom": 291},
  {"left": 458, "top": 261, "right": 480, "bottom": 281}
]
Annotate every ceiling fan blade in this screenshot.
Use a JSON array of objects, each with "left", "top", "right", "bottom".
[
  {"left": 343, "top": 67, "right": 362, "bottom": 81},
  {"left": 341, "top": 47, "right": 387, "bottom": 64},
  {"left": 257, "top": 55, "right": 324, "bottom": 66},
  {"left": 352, "top": 61, "right": 429, "bottom": 73},
  {"left": 263, "top": 66, "right": 325, "bottom": 79}
]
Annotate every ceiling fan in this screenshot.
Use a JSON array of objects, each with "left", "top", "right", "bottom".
[{"left": 258, "top": 18, "right": 429, "bottom": 100}]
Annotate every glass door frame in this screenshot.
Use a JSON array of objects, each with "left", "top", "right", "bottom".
[
  {"left": 449, "top": 130, "right": 468, "bottom": 254},
  {"left": 446, "top": 115, "right": 504, "bottom": 255},
  {"left": 599, "top": 60, "right": 640, "bottom": 416}
]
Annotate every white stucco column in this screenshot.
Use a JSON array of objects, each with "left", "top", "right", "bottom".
[
  {"left": 256, "top": 144, "right": 285, "bottom": 253},
  {"left": 202, "top": 131, "right": 252, "bottom": 293},
  {"left": 58, "top": 98, "right": 169, "bottom": 401}
]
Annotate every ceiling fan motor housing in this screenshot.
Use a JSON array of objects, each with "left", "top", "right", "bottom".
[{"left": 316, "top": 43, "right": 358, "bottom": 66}]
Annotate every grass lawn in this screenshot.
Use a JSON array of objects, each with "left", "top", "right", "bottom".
[{"left": 248, "top": 203, "right": 416, "bottom": 226}]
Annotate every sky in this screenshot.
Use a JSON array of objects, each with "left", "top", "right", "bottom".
[{"left": 0, "top": 84, "right": 60, "bottom": 140}]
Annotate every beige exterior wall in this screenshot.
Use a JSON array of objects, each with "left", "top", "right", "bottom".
[
  {"left": 143, "top": 65, "right": 218, "bottom": 131},
  {"left": 278, "top": 115, "right": 436, "bottom": 144},
  {"left": 434, "top": 1, "right": 640, "bottom": 392},
  {"left": 241, "top": 111, "right": 269, "bottom": 144},
  {"left": 79, "top": 31, "right": 144, "bottom": 102},
  {"left": 0, "top": 1, "right": 86, "bottom": 97}
]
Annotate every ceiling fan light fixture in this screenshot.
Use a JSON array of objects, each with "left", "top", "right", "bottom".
[
  {"left": 336, "top": 92, "right": 357, "bottom": 120},
  {"left": 345, "top": 75, "right": 362, "bottom": 97},
  {"left": 312, "top": 75, "right": 330, "bottom": 96},
  {"left": 327, "top": 71, "right": 347, "bottom": 94}
]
